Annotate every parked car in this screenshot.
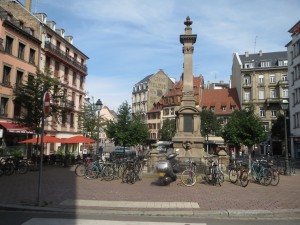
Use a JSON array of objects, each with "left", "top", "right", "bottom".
[
  {"left": 111, "top": 146, "right": 136, "bottom": 158},
  {"left": 156, "top": 146, "right": 167, "bottom": 153}
]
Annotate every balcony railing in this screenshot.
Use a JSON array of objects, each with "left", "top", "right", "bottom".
[
  {"left": 60, "top": 99, "right": 75, "bottom": 109},
  {"left": 44, "top": 41, "right": 87, "bottom": 73}
]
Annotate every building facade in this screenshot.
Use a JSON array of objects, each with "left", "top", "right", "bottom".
[
  {"left": 147, "top": 76, "right": 203, "bottom": 141},
  {"left": 0, "top": 5, "right": 39, "bottom": 147},
  {"left": 287, "top": 20, "right": 300, "bottom": 158},
  {"left": 132, "top": 69, "right": 174, "bottom": 120},
  {"left": 0, "top": 0, "right": 88, "bottom": 155},
  {"left": 232, "top": 50, "right": 288, "bottom": 155}
]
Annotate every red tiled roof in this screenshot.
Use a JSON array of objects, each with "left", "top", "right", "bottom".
[{"left": 200, "top": 88, "right": 241, "bottom": 115}]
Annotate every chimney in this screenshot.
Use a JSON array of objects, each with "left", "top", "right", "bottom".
[
  {"left": 259, "top": 50, "right": 262, "bottom": 56},
  {"left": 245, "top": 51, "right": 249, "bottom": 57},
  {"left": 25, "top": 0, "right": 32, "bottom": 12}
]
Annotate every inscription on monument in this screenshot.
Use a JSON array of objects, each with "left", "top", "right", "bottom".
[{"left": 183, "top": 115, "right": 193, "bottom": 132}]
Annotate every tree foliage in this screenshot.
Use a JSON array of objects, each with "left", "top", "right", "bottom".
[
  {"left": 105, "top": 102, "right": 149, "bottom": 147},
  {"left": 200, "top": 110, "right": 222, "bottom": 138},
  {"left": 271, "top": 113, "right": 290, "bottom": 140},
  {"left": 13, "top": 68, "right": 66, "bottom": 134},
  {"left": 222, "top": 105, "right": 266, "bottom": 148},
  {"left": 159, "top": 118, "right": 176, "bottom": 141},
  {"left": 77, "top": 97, "right": 101, "bottom": 140}
]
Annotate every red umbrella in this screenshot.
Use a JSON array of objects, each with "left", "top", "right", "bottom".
[
  {"left": 62, "top": 135, "right": 96, "bottom": 144},
  {"left": 19, "top": 136, "right": 62, "bottom": 143}
]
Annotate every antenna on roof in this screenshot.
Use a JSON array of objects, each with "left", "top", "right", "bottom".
[
  {"left": 254, "top": 36, "right": 258, "bottom": 54},
  {"left": 34, "top": 0, "right": 39, "bottom": 13}
]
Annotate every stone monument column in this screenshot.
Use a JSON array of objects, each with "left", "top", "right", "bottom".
[{"left": 172, "top": 17, "right": 205, "bottom": 158}]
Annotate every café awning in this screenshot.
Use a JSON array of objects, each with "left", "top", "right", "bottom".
[{"left": 0, "top": 122, "right": 33, "bottom": 134}]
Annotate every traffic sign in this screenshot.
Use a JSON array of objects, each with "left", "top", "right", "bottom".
[{"left": 43, "top": 91, "right": 50, "bottom": 116}]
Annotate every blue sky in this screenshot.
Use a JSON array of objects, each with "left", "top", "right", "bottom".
[{"left": 20, "top": 0, "right": 299, "bottom": 111}]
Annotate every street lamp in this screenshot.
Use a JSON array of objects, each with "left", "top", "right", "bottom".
[
  {"left": 95, "top": 99, "right": 103, "bottom": 155},
  {"left": 281, "top": 99, "right": 289, "bottom": 175}
]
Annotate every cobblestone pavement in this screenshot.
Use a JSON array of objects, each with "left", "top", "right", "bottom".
[{"left": 0, "top": 165, "right": 299, "bottom": 213}]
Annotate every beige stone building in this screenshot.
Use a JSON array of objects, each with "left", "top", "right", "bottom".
[
  {"left": 231, "top": 50, "right": 288, "bottom": 155},
  {"left": 0, "top": 0, "right": 88, "bottom": 155},
  {"left": 132, "top": 69, "right": 174, "bottom": 120}
]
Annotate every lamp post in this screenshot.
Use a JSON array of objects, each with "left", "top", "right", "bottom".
[
  {"left": 281, "top": 99, "right": 289, "bottom": 175},
  {"left": 95, "top": 99, "right": 103, "bottom": 155}
]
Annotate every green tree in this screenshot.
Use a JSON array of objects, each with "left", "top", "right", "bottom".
[
  {"left": 271, "top": 114, "right": 290, "bottom": 140},
  {"left": 77, "top": 97, "right": 101, "bottom": 141},
  {"left": 105, "top": 101, "right": 149, "bottom": 148},
  {"left": 13, "top": 68, "right": 66, "bottom": 134},
  {"left": 200, "top": 110, "right": 222, "bottom": 139},
  {"left": 222, "top": 105, "right": 266, "bottom": 149},
  {"left": 159, "top": 118, "right": 176, "bottom": 141}
]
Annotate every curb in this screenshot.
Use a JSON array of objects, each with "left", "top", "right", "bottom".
[{"left": 1, "top": 203, "right": 300, "bottom": 218}]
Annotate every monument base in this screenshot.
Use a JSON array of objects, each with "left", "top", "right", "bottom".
[{"left": 172, "top": 136, "right": 208, "bottom": 158}]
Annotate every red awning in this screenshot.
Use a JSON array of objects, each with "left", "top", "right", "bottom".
[
  {"left": 62, "top": 135, "right": 96, "bottom": 144},
  {"left": 19, "top": 136, "right": 62, "bottom": 143},
  {"left": 0, "top": 122, "right": 33, "bottom": 134}
]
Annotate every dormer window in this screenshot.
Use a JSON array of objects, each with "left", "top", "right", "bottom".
[
  {"left": 210, "top": 106, "right": 215, "bottom": 111},
  {"left": 202, "top": 106, "right": 207, "bottom": 110},
  {"left": 221, "top": 106, "right": 226, "bottom": 112},
  {"left": 278, "top": 59, "right": 288, "bottom": 66},
  {"left": 244, "top": 62, "right": 254, "bottom": 68},
  {"left": 261, "top": 60, "right": 271, "bottom": 67},
  {"left": 230, "top": 105, "right": 236, "bottom": 111}
]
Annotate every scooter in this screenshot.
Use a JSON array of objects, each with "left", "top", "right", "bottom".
[{"left": 156, "top": 149, "right": 180, "bottom": 185}]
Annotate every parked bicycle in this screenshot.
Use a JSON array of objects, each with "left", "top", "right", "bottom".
[
  {"left": 240, "top": 159, "right": 272, "bottom": 187},
  {"left": 180, "top": 158, "right": 197, "bottom": 187},
  {"left": 84, "top": 157, "right": 114, "bottom": 181},
  {"left": 202, "top": 156, "right": 224, "bottom": 186},
  {"left": 228, "top": 159, "right": 249, "bottom": 187}
]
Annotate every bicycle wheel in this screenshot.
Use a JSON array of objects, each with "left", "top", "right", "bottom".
[
  {"left": 229, "top": 169, "right": 238, "bottom": 183},
  {"left": 0, "top": 165, "right": 3, "bottom": 176},
  {"left": 84, "top": 165, "right": 99, "bottom": 179},
  {"left": 117, "top": 163, "right": 127, "bottom": 179},
  {"left": 75, "top": 164, "right": 86, "bottom": 177},
  {"left": 4, "top": 163, "right": 14, "bottom": 176},
  {"left": 259, "top": 168, "right": 272, "bottom": 186},
  {"left": 270, "top": 169, "right": 280, "bottom": 186},
  {"left": 129, "top": 171, "right": 136, "bottom": 184},
  {"left": 101, "top": 166, "right": 114, "bottom": 181},
  {"left": 18, "top": 161, "right": 28, "bottom": 174},
  {"left": 181, "top": 170, "right": 197, "bottom": 187},
  {"left": 240, "top": 171, "right": 249, "bottom": 187},
  {"left": 218, "top": 170, "right": 225, "bottom": 183}
]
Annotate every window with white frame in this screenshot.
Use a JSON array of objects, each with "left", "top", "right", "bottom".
[
  {"left": 270, "top": 89, "right": 276, "bottom": 98},
  {"left": 278, "top": 60, "right": 288, "bottom": 66},
  {"left": 261, "top": 61, "right": 271, "bottom": 67},
  {"left": 210, "top": 106, "right": 215, "bottom": 111},
  {"left": 244, "top": 90, "right": 251, "bottom": 101},
  {"left": 263, "top": 123, "right": 269, "bottom": 132},
  {"left": 244, "top": 75, "right": 251, "bottom": 86},
  {"left": 282, "top": 88, "right": 288, "bottom": 98},
  {"left": 244, "top": 62, "right": 254, "bottom": 68},
  {"left": 230, "top": 105, "right": 236, "bottom": 111},
  {"left": 259, "top": 108, "right": 265, "bottom": 117},
  {"left": 221, "top": 106, "right": 226, "bottom": 112},
  {"left": 269, "top": 74, "right": 276, "bottom": 83},
  {"left": 281, "top": 74, "right": 287, "bottom": 81},
  {"left": 271, "top": 109, "right": 277, "bottom": 117},
  {"left": 258, "top": 75, "right": 264, "bottom": 84},
  {"left": 259, "top": 89, "right": 265, "bottom": 99}
]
